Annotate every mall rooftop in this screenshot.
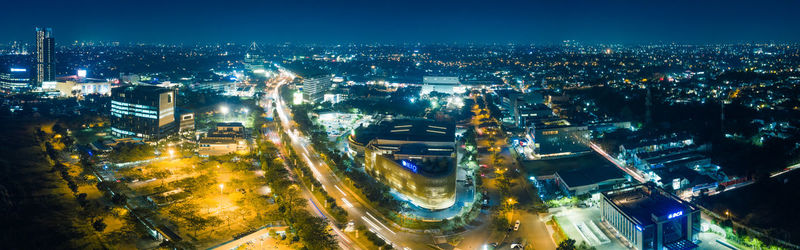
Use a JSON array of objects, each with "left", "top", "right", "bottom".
[{"left": 354, "top": 118, "right": 455, "bottom": 145}]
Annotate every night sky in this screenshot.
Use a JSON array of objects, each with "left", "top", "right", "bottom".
[{"left": 2, "top": 0, "right": 799, "bottom": 44}]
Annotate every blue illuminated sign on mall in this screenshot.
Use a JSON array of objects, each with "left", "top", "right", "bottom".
[
  {"left": 667, "top": 211, "right": 683, "bottom": 219},
  {"left": 636, "top": 225, "right": 642, "bottom": 232},
  {"left": 401, "top": 160, "right": 418, "bottom": 173}
]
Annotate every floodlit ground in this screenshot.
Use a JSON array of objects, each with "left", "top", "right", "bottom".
[
  {"left": 114, "top": 156, "right": 283, "bottom": 248},
  {"left": 317, "top": 112, "right": 372, "bottom": 138}
]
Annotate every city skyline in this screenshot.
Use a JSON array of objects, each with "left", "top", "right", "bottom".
[{"left": 2, "top": 1, "right": 800, "bottom": 250}]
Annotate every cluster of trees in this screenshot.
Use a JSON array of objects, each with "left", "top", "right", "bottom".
[
  {"left": 362, "top": 227, "right": 390, "bottom": 249},
  {"left": 108, "top": 143, "right": 155, "bottom": 163},
  {"left": 38, "top": 125, "right": 116, "bottom": 242},
  {"left": 289, "top": 104, "right": 402, "bottom": 212},
  {"left": 271, "top": 109, "right": 349, "bottom": 223},
  {"left": 257, "top": 137, "right": 338, "bottom": 249}
]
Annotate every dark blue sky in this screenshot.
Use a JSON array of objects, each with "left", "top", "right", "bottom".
[{"left": 2, "top": 0, "right": 799, "bottom": 44}]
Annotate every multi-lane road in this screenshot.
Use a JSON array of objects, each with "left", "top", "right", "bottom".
[{"left": 266, "top": 79, "right": 432, "bottom": 249}]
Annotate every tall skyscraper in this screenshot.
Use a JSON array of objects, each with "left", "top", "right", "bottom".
[{"left": 35, "top": 27, "right": 55, "bottom": 86}]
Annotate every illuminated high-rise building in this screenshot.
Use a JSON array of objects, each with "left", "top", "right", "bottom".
[
  {"left": 0, "top": 67, "right": 31, "bottom": 94},
  {"left": 35, "top": 27, "right": 55, "bottom": 87},
  {"left": 111, "top": 85, "right": 177, "bottom": 140}
]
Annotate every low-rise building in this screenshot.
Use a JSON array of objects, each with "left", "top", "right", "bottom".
[
  {"left": 601, "top": 183, "right": 700, "bottom": 250},
  {"left": 421, "top": 76, "right": 463, "bottom": 95},
  {"left": 619, "top": 133, "right": 694, "bottom": 159},
  {"left": 54, "top": 77, "right": 112, "bottom": 97},
  {"left": 555, "top": 164, "right": 628, "bottom": 196},
  {"left": 176, "top": 108, "right": 195, "bottom": 133},
  {"left": 526, "top": 120, "right": 591, "bottom": 159},
  {"left": 198, "top": 122, "right": 248, "bottom": 157}
]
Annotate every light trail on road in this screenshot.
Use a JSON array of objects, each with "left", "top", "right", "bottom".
[
  {"left": 268, "top": 77, "right": 433, "bottom": 249},
  {"left": 341, "top": 198, "right": 353, "bottom": 208},
  {"left": 335, "top": 185, "right": 347, "bottom": 196},
  {"left": 366, "top": 212, "right": 396, "bottom": 235},
  {"left": 588, "top": 142, "right": 646, "bottom": 183}
]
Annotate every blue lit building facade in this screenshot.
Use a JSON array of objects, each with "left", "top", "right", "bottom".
[
  {"left": 111, "top": 85, "right": 177, "bottom": 140},
  {"left": 601, "top": 183, "right": 700, "bottom": 250},
  {"left": 0, "top": 67, "right": 31, "bottom": 94},
  {"left": 361, "top": 119, "right": 457, "bottom": 210}
]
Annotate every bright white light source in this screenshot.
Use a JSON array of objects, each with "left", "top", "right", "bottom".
[{"left": 77, "top": 69, "right": 87, "bottom": 78}]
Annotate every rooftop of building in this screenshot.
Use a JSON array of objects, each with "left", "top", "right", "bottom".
[
  {"left": 653, "top": 167, "right": 716, "bottom": 189},
  {"left": 389, "top": 143, "right": 454, "bottom": 157},
  {"left": 112, "top": 84, "right": 173, "bottom": 96},
  {"left": 353, "top": 118, "right": 455, "bottom": 145},
  {"left": 636, "top": 146, "right": 699, "bottom": 160},
  {"left": 524, "top": 154, "right": 608, "bottom": 177},
  {"left": 645, "top": 152, "right": 707, "bottom": 168},
  {"left": 620, "top": 133, "right": 694, "bottom": 150},
  {"left": 217, "top": 122, "right": 244, "bottom": 127},
  {"left": 56, "top": 75, "right": 111, "bottom": 84},
  {"left": 198, "top": 137, "right": 238, "bottom": 144},
  {"left": 603, "top": 183, "right": 697, "bottom": 226},
  {"left": 556, "top": 164, "right": 627, "bottom": 189}
]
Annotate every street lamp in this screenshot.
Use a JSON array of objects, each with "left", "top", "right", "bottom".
[
  {"left": 168, "top": 149, "right": 175, "bottom": 158},
  {"left": 219, "top": 184, "right": 224, "bottom": 194},
  {"left": 507, "top": 198, "right": 517, "bottom": 222}
]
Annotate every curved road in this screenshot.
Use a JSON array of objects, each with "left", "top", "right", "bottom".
[{"left": 267, "top": 78, "right": 433, "bottom": 250}]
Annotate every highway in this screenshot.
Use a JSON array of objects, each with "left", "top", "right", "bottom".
[{"left": 266, "top": 78, "right": 430, "bottom": 250}]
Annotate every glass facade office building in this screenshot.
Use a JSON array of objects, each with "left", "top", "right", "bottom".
[
  {"left": 601, "top": 183, "right": 700, "bottom": 250},
  {"left": 111, "top": 85, "right": 177, "bottom": 140},
  {"left": 0, "top": 68, "right": 31, "bottom": 93}
]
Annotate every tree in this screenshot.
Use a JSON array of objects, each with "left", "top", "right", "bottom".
[
  {"left": 111, "top": 194, "right": 127, "bottom": 206},
  {"left": 294, "top": 212, "right": 337, "bottom": 249},
  {"left": 747, "top": 236, "right": 763, "bottom": 249},
  {"left": 92, "top": 218, "right": 107, "bottom": 232},
  {"left": 557, "top": 239, "right": 576, "bottom": 250}
]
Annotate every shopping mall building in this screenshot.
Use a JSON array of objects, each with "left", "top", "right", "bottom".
[{"left": 361, "top": 119, "right": 457, "bottom": 210}]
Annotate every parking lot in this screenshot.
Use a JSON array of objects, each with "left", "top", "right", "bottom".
[{"left": 550, "top": 205, "right": 630, "bottom": 250}]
